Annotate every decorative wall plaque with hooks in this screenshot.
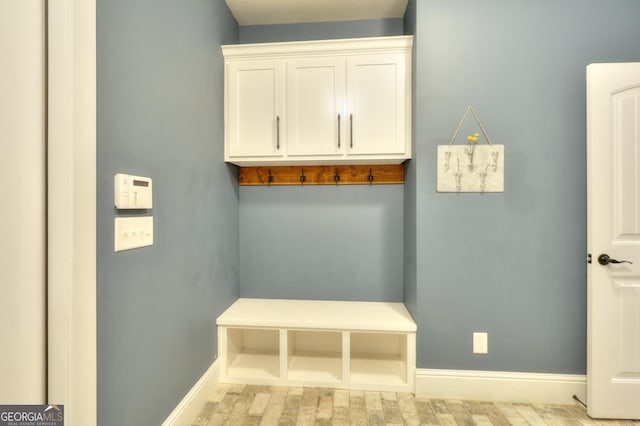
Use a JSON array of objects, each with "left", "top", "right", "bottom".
[{"left": 437, "top": 105, "right": 504, "bottom": 192}]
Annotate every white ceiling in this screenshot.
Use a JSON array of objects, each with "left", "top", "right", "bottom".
[{"left": 225, "top": 0, "right": 408, "bottom": 26}]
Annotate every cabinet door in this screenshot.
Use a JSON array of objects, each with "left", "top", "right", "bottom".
[
  {"left": 226, "top": 60, "right": 285, "bottom": 159},
  {"left": 287, "top": 58, "right": 345, "bottom": 156},
  {"left": 346, "top": 54, "right": 409, "bottom": 156}
]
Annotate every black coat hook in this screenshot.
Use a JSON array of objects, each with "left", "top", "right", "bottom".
[
  {"left": 367, "top": 168, "right": 374, "bottom": 186},
  {"left": 267, "top": 169, "right": 273, "bottom": 187},
  {"left": 300, "top": 169, "right": 306, "bottom": 186},
  {"left": 334, "top": 167, "right": 340, "bottom": 186}
]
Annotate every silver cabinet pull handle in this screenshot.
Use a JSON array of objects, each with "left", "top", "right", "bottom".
[
  {"left": 276, "top": 115, "right": 280, "bottom": 150},
  {"left": 350, "top": 114, "right": 353, "bottom": 148},
  {"left": 337, "top": 114, "right": 341, "bottom": 148}
]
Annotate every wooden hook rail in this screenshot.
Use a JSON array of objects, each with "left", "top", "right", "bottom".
[{"left": 238, "top": 165, "right": 404, "bottom": 186}]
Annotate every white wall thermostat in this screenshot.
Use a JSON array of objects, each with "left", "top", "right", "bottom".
[{"left": 114, "top": 173, "right": 152, "bottom": 209}]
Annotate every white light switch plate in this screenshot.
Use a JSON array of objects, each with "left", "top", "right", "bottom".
[{"left": 115, "top": 216, "right": 153, "bottom": 252}]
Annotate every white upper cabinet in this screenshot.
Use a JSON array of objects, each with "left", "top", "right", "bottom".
[
  {"left": 347, "top": 54, "right": 407, "bottom": 156},
  {"left": 222, "top": 36, "right": 413, "bottom": 166},
  {"left": 226, "top": 59, "right": 285, "bottom": 159},
  {"left": 287, "top": 57, "right": 345, "bottom": 157}
]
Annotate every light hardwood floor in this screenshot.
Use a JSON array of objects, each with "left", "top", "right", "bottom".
[{"left": 192, "top": 384, "right": 640, "bottom": 425}]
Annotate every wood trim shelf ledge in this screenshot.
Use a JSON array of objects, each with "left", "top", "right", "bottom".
[{"left": 238, "top": 165, "right": 405, "bottom": 186}]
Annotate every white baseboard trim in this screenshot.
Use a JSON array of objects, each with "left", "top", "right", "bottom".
[
  {"left": 415, "top": 369, "right": 586, "bottom": 405},
  {"left": 162, "top": 358, "right": 220, "bottom": 426}
]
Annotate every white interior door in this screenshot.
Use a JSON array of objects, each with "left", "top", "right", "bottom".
[
  {"left": 0, "top": 0, "right": 47, "bottom": 404},
  {"left": 587, "top": 62, "right": 640, "bottom": 420}
]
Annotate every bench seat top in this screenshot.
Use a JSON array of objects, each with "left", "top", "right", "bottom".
[{"left": 217, "top": 298, "right": 417, "bottom": 332}]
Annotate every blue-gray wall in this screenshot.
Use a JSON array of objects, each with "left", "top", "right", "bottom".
[
  {"left": 412, "top": 0, "right": 640, "bottom": 373},
  {"left": 239, "top": 186, "right": 404, "bottom": 301},
  {"left": 240, "top": 18, "right": 404, "bottom": 43},
  {"left": 237, "top": 20, "right": 406, "bottom": 302},
  {"left": 97, "top": 1, "right": 238, "bottom": 424}
]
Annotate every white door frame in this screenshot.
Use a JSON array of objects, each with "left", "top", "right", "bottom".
[{"left": 47, "top": 0, "right": 97, "bottom": 424}]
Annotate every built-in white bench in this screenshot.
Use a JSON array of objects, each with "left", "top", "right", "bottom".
[{"left": 217, "top": 298, "right": 416, "bottom": 392}]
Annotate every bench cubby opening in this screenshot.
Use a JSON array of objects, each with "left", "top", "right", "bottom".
[
  {"left": 287, "top": 330, "right": 342, "bottom": 384},
  {"left": 350, "top": 332, "right": 407, "bottom": 386},
  {"left": 225, "top": 328, "right": 280, "bottom": 381}
]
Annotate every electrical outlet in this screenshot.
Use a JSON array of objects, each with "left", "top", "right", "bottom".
[{"left": 473, "top": 332, "right": 488, "bottom": 354}]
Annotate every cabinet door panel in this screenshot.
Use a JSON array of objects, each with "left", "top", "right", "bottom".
[
  {"left": 287, "top": 58, "right": 345, "bottom": 156},
  {"left": 347, "top": 54, "right": 407, "bottom": 156},
  {"left": 227, "top": 60, "right": 284, "bottom": 158}
]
